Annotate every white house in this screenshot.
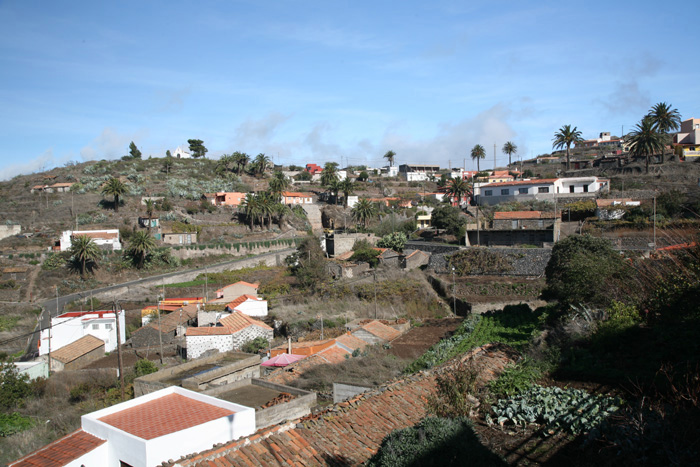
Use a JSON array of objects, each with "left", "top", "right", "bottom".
[
  {"left": 8, "top": 386, "right": 255, "bottom": 467},
  {"left": 382, "top": 166, "right": 399, "bottom": 177},
  {"left": 474, "top": 177, "right": 610, "bottom": 206},
  {"left": 60, "top": 229, "right": 122, "bottom": 252},
  {"left": 402, "top": 171, "right": 430, "bottom": 182},
  {"left": 172, "top": 146, "right": 191, "bottom": 159},
  {"left": 282, "top": 191, "right": 314, "bottom": 205},
  {"left": 38, "top": 310, "right": 126, "bottom": 356},
  {"left": 214, "top": 281, "right": 260, "bottom": 301},
  {"left": 225, "top": 294, "right": 268, "bottom": 317},
  {"left": 185, "top": 311, "right": 273, "bottom": 359}
]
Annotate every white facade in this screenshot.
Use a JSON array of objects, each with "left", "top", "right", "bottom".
[
  {"left": 337, "top": 170, "right": 348, "bottom": 181},
  {"left": 172, "top": 146, "right": 191, "bottom": 159},
  {"left": 383, "top": 166, "right": 399, "bottom": 177},
  {"left": 230, "top": 297, "right": 268, "bottom": 317},
  {"left": 402, "top": 172, "right": 429, "bottom": 182},
  {"left": 186, "top": 325, "right": 273, "bottom": 360},
  {"left": 475, "top": 177, "right": 610, "bottom": 206},
  {"left": 77, "top": 387, "right": 255, "bottom": 467},
  {"left": 60, "top": 229, "right": 122, "bottom": 252},
  {"left": 39, "top": 310, "right": 126, "bottom": 356},
  {"left": 346, "top": 195, "right": 359, "bottom": 208}
]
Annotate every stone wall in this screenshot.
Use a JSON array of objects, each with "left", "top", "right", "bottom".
[
  {"left": 429, "top": 247, "right": 552, "bottom": 276},
  {"left": 333, "top": 382, "right": 372, "bottom": 403},
  {"left": 404, "top": 240, "right": 462, "bottom": 255},
  {"left": 231, "top": 326, "right": 273, "bottom": 350},
  {"left": 326, "top": 233, "right": 377, "bottom": 257},
  {"left": 169, "top": 239, "right": 298, "bottom": 260},
  {"left": 187, "top": 334, "right": 233, "bottom": 360},
  {"left": 0, "top": 225, "right": 21, "bottom": 242}
]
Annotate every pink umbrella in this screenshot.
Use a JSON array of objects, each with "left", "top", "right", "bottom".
[{"left": 261, "top": 353, "right": 306, "bottom": 367}]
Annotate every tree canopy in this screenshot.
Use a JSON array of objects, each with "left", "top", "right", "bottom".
[
  {"left": 627, "top": 116, "right": 666, "bottom": 173},
  {"left": 68, "top": 235, "right": 100, "bottom": 278},
  {"left": 552, "top": 125, "right": 583, "bottom": 171},
  {"left": 101, "top": 177, "right": 127, "bottom": 212},
  {"left": 470, "top": 145, "right": 485, "bottom": 172},
  {"left": 502, "top": 141, "right": 517, "bottom": 167},
  {"left": 188, "top": 139, "right": 208, "bottom": 158},
  {"left": 127, "top": 141, "right": 142, "bottom": 160},
  {"left": 431, "top": 205, "right": 466, "bottom": 237}
]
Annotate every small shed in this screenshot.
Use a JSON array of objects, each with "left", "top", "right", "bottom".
[{"left": 50, "top": 335, "right": 105, "bottom": 372}]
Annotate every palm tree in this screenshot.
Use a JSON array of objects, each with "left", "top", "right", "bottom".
[
  {"left": 216, "top": 154, "right": 234, "bottom": 176},
  {"left": 470, "top": 144, "right": 486, "bottom": 172},
  {"left": 102, "top": 177, "right": 127, "bottom": 213},
  {"left": 128, "top": 231, "right": 156, "bottom": 269},
  {"left": 69, "top": 235, "right": 100, "bottom": 279},
  {"left": 321, "top": 162, "right": 339, "bottom": 187},
  {"left": 328, "top": 178, "right": 342, "bottom": 205},
  {"left": 268, "top": 171, "right": 290, "bottom": 202},
  {"left": 144, "top": 199, "right": 155, "bottom": 231},
  {"left": 352, "top": 197, "right": 376, "bottom": 229},
  {"left": 502, "top": 141, "right": 518, "bottom": 167},
  {"left": 647, "top": 102, "right": 681, "bottom": 162},
  {"left": 232, "top": 151, "right": 250, "bottom": 174},
  {"left": 339, "top": 179, "right": 355, "bottom": 208},
  {"left": 445, "top": 177, "right": 469, "bottom": 205},
  {"left": 552, "top": 125, "right": 584, "bottom": 171},
  {"left": 627, "top": 116, "right": 666, "bottom": 173},
  {"left": 252, "top": 153, "right": 271, "bottom": 177},
  {"left": 241, "top": 194, "right": 261, "bottom": 230},
  {"left": 383, "top": 150, "right": 396, "bottom": 167}
]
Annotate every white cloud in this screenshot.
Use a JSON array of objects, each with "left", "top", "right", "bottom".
[
  {"left": 1, "top": 149, "right": 56, "bottom": 181},
  {"left": 80, "top": 127, "right": 148, "bottom": 161}
]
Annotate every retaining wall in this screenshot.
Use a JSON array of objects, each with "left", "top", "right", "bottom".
[
  {"left": 404, "top": 240, "right": 462, "bottom": 255},
  {"left": 429, "top": 247, "right": 552, "bottom": 276},
  {"left": 333, "top": 382, "right": 372, "bottom": 403}
]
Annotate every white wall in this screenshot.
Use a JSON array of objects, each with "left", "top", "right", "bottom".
[
  {"left": 234, "top": 299, "right": 268, "bottom": 317},
  {"left": 39, "top": 311, "right": 126, "bottom": 355}
]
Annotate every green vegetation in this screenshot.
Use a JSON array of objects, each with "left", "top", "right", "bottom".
[
  {"left": 241, "top": 337, "right": 269, "bottom": 354},
  {"left": 490, "top": 386, "right": 622, "bottom": 435},
  {"left": 0, "top": 317, "right": 20, "bottom": 332},
  {"left": 0, "top": 412, "right": 34, "bottom": 437},
  {"left": 367, "top": 417, "right": 506, "bottom": 467},
  {"left": 0, "top": 363, "right": 32, "bottom": 409},
  {"left": 133, "top": 359, "right": 158, "bottom": 377},
  {"left": 449, "top": 249, "right": 512, "bottom": 275},
  {"left": 350, "top": 239, "right": 380, "bottom": 267},
  {"left": 376, "top": 232, "right": 408, "bottom": 252}
]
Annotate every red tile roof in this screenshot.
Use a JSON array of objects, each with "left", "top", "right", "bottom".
[
  {"left": 357, "top": 320, "right": 401, "bottom": 342},
  {"left": 270, "top": 339, "right": 335, "bottom": 358},
  {"left": 9, "top": 429, "right": 106, "bottom": 467},
  {"left": 98, "top": 393, "right": 235, "bottom": 440},
  {"left": 217, "top": 281, "right": 260, "bottom": 293},
  {"left": 226, "top": 294, "right": 262, "bottom": 310},
  {"left": 335, "top": 333, "right": 368, "bottom": 351},
  {"left": 220, "top": 312, "right": 272, "bottom": 333},
  {"left": 51, "top": 335, "right": 105, "bottom": 364}
]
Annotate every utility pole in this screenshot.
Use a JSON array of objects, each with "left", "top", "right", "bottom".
[
  {"left": 653, "top": 194, "right": 657, "bottom": 250},
  {"left": 452, "top": 267, "right": 456, "bottom": 316},
  {"left": 373, "top": 270, "right": 378, "bottom": 319},
  {"left": 157, "top": 295, "right": 164, "bottom": 364},
  {"left": 113, "top": 300, "right": 125, "bottom": 401},
  {"left": 494, "top": 143, "right": 497, "bottom": 171}
]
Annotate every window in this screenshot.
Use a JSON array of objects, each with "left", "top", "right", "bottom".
[
  {"left": 538, "top": 220, "right": 544, "bottom": 227},
  {"left": 583, "top": 185, "right": 588, "bottom": 192},
  {"left": 518, "top": 188, "right": 528, "bottom": 194},
  {"left": 501, "top": 189, "right": 509, "bottom": 195},
  {"left": 105, "top": 323, "right": 112, "bottom": 330},
  {"left": 511, "top": 220, "right": 518, "bottom": 229},
  {"left": 92, "top": 324, "right": 99, "bottom": 330},
  {"left": 484, "top": 190, "right": 492, "bottom": 196},
  {"left": 538, "top": 187, "right": 550, "bottom": 193},
  {"left": 569, "top": 185, "right": 575, "bottom": 193}
]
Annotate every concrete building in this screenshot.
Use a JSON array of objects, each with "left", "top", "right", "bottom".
[
  {"left": 49, "top": 334, "right": 105, "bottom": 372},
  {"left": 185, "top": 312, "right": 273, "bottom": 360},
  {"left": 173, "top": 146, "right": 192, "bottom": 158},
  {"left": 9, "top": 386, "right": 255, "bottom": 467},
  {"left": 474, "top": 177, "right": 609, "bottom": 206},
  {"left": 202, "top": 192, "right": 247, "bottom": 207},
  {"left": 162, "top": 231, "right": 197, "bottom": 245},
  {"left": 224, "top": 294, "right": 268, "bottom": 317},
  {"left": 674, "top": 118, "right": 700, "bottom": 158},
  {"left": 214, "top": 281, "right": 259, "bottom": 301},
  {"left": 59, "top": 229, "right": 122, "bottom": 251},
  {"left": 466, "top": 211, "right": 560, "bottom": 247},
  {"left": 282, "top": 191, "right": 314, "bottom": 205},
  {"left": 38, "top": 310, "right": 125, "bottom": 356}
]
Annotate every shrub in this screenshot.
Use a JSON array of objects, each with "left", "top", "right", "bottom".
[
  {"left": 241, "top": 337, "right": 269, "bottom": 354},
  {"left": 0, "top": 362, "right": 32, "bottom": 409},
  {"left": 0, "top": 412, "right": 34, "bottom": 437},
  {"left": 427, "top": 362, "right": 479, "bottom": 417},
  {"left": 367, "top": 416, "right": 506, "bottom": 467},
  {"left": 134, "top": 359, "right": 158, "bottom": 377}
]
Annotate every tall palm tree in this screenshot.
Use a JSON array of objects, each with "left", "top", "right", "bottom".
[
  {"left": 328, "top": 178, "right": 342, "bottom": 205},
  {"left": 128, "top": 231, "right": 156, "bottom": 269},
  {"left": 144, "top": 199, "right": 155, "bottom": 231},
  {"left": 445, "top": 177, "right": 469, "bottom": 205},
  {"left": 383, "top": 150, "right": 396, "bottom": 166},
  {"left": 232, "top": 151, "right": 249, "bottom": 174},
  {"left": 258, "top": 192, "right": 276, "bottom": 230},
  {"left": 339, "top": 179, "right": 355, "bottom": 208},
  {"left": 647, "top": 102, "right": 681, "bottom": 163},
  {"left": 252, "top": 153, "right": 271, "bottom": 177},
  {"left": 321, "top": 162, "right": 339, "bottom": 187},
  {"left": 552, "top": 125, "right": 584, "bottom": 171},
  {"left": 241, "top": 194, "right": 261, "bottom": 230},
  {"left": 69, "top": 235, "right": 100, "bottom": 278},
  {"left": 352, "top": 198, "right": 376, "bottom": 229},
  {"left": 102, "top": 177, "right": 127, "bottom": 213},
  {"left": 627, "top": 116, "right": 666, "bottom": 173},
  {"left": 470, "top": 144, "right": 486, "bottom": 173},
  {"left": 502, "top": 141, "right": 518, "bottom": 167},
  {"left": 216, "top": 154, "right": 234, "bottom": 176},
  {"left": 268, "top": 171, "right": 290, "bottom": 201}
]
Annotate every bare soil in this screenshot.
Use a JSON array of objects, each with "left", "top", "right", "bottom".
[{"left": 388, "top": 318, "right": 462, "bottom": 360}]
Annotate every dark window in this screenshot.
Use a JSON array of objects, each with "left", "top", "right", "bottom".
[
  {"left": 538, "top": 187, "right": 549, "bottom": 193},
  {"left": 583, "top": 185, "right": 589, "bottom": 192},
  {"left": 569, "top": 185, "right": 575, "bottom": 193},
  {"left": 484, "top": 190, "right": 492, "bottom": 196},
  {"left": 501, "top": 189, "right": 509, "bottom": 195},
  {"left": 518, "top": 188, "right": 528, "bottom": 194}
]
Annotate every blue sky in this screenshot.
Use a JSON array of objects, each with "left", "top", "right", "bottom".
[{"left": 1, "top": 0, "right": 697, "bottom": 179}]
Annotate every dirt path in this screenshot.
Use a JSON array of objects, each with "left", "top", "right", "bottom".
[{"left": 24, "top": 266, "right": 40, "bottom": 303}]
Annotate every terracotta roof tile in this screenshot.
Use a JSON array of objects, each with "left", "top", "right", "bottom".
[
  {"left": 226, "top": 294, "right": 262, "bottom": 310},
  {"left": 51, "top": 335, "right": 105, "bottom": 364},
  {"left": 9, "top": 429, "right": 105, "bottom": 467},
  {"left": 357, "top": 320, "right": 401, "bottom": 342},
  {"left": 220, "top": 312, "right": 272, "bottom": 332},
  {"left": 99, "top": 393, "right": 235, "bottom": 440},
  {"left": 335, "top": 333, "right": 368, "bottom": 351}
]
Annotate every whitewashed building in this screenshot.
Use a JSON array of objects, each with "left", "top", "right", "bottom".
[
  {"left": 474, "top": 177, "right": 610, "bottom": 206},
  {"left": 172, "top": 146, "right": 192, "bottom": 159},
  {"left": 8, "top": 386, "right": 255, "bottom": 467},
  {"left": 38, "top": 310, "right": 126, "bottom": 356},
  {"left": 185, "top": 311, "right": 273, "bottom": 360},
  {"left": 225, "top": 294, "right": 268, "bottom": 317},
  {"left": 60, "top": 229, "right": 122, "bottom": 251}
]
